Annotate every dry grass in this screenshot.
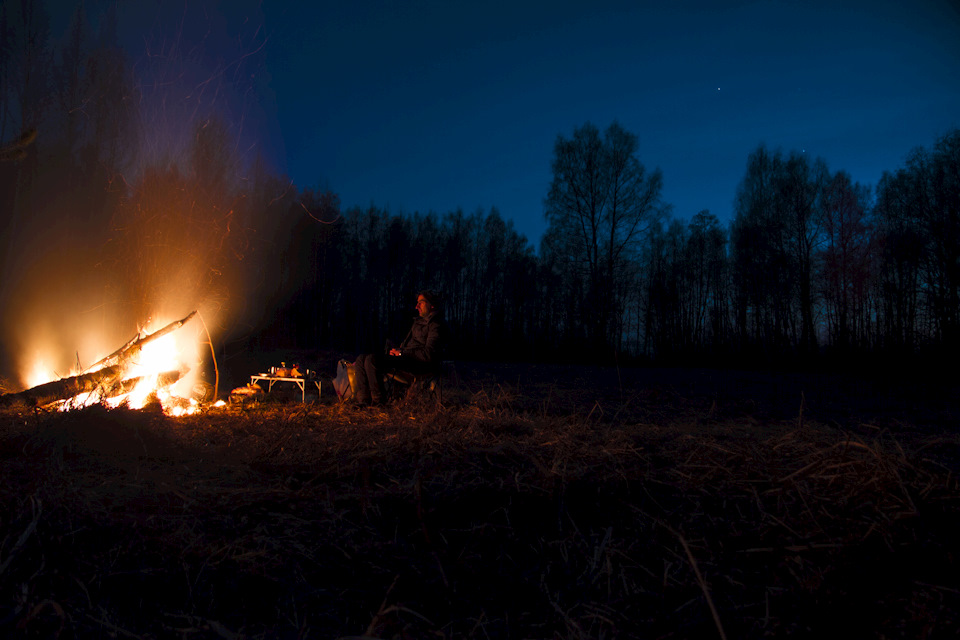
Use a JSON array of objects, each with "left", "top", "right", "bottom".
[{"left": 1, "top": 372, "right": 959, "bottom": 639}]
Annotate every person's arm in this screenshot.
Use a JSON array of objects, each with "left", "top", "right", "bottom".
[{"left": 398, "top": 319, "right": 443, "bottom": 363}]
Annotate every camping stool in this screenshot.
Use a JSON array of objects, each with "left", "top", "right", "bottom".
[{"left": 386, "top": 360, "right": 456, "bottom": 404}]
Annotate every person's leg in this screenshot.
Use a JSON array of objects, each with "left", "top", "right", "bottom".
[
  {"left": 353, "top": 354, "right": 372, "bottom": 404},
  {"left": 361, "top": 353, "right": 384, "bottom": 404},
  {"left": 368, "top": 353, "right": 386, "bottom": 404}
]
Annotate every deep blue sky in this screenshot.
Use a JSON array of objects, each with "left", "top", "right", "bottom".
[
  {"left": 55, "top": 0, "right": 960, "bottom": 247},
  {"left": 262, "top": 0, "right": 960, "bottom": 245}
]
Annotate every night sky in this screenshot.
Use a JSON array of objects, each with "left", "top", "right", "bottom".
[{"left": 59, "top": 0, "right": 960, "bottom": 246}]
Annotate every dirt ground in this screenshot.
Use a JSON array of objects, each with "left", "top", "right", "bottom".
[{"left": 1, "top": 361, "right": 958, "bottom": 638}]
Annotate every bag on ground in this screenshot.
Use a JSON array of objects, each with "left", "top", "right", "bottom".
[{"left": 332, "top": 359, "right": 357, "bottom": 401}]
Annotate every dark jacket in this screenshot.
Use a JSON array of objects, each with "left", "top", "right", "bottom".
[{"left": 398, "top": 312, "right": 445, "bottom": 368}]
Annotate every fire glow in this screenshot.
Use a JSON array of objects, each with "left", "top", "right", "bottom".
[
  {"left": 11, "top": 311, "right": 222, "bottom": 416},
  {"left": 62, "top": 331, "right": 196, "bottom": 415}
]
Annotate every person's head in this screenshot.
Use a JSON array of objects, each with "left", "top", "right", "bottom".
[{"left": 416, "top": 289, "right": 441, "bottom": 318}]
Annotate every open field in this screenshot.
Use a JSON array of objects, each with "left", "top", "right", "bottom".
[{"left": 1, "top": 362, "right": 959, "bottom": 638}]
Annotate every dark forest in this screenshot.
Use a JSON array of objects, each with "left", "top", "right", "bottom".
[{"left": 272, "top": 120, "right": 960, "bottom": 371}]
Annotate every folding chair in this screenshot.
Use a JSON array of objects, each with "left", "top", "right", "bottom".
[{"left": 385, "top": 368, "right": 441, "bottom": 403}]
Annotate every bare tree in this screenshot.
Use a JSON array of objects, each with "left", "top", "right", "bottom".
[
  {"left": 874, "top": 166, "right": 924, "bottom": 353},
  {"left": 820, "top": 171, "right": 873, "bottom": 350},
  {"left": 544, "top": 121, "right": 663, "bottom": 353},
  {"left": 731, "top": 145, "right": 790, "bottom": 353},
  {"left": 874, "top": 130, "right": 960, "bottom": 355},
  {"left": 684, "top": 211, "right": 728, "bottom": 351},
  {"left": 0, "top": 0, "right": 50, "bottom": 138},
  {"left": 779, "top": 152, "right": 827, "bottom": 355},
  {"left": 923, "top": 131, "right": 960, "bottom": 350},
  {"left": 731, "top": 146, "right": 828, "bottom": 357}
]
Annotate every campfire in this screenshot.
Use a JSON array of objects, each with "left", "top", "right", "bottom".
[{"left": 1, "top": 311, "right": 221, "bottom": 416}]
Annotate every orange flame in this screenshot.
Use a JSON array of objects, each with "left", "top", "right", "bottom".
[{"left": 28, "top": 317, "right": 213, "bottom": 416}]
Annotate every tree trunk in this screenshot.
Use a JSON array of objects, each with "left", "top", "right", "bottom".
[{"left": 1, "top": 364, "right": 124, "bottom": 407}]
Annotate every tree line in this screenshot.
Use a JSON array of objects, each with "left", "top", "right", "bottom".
[
  {"left": 2, "top": 0, "right": 958, "bottom": 375},
  {"left": 261, "top": 121, "right": 959, "bottom": 371},
  {"left": 268, "top": 123, "right": 960, "bottom": 369}
]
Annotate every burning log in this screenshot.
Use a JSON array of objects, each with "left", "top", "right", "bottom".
[
  {"left": 0, "top": 367, "right": 185, "bottom": 409},
  {"left": 89, "top": 311, "right": 197, "bottom": 371},
  {"left": 0, "top": 311, "right": 197, "bottom": 409},
  {"left": 110, "top": 369, "right": 186, "bottom": 399},
  {"left": 2, "top": 364, "right": 124, "bottom": 408}
]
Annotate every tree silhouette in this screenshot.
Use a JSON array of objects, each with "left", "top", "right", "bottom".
[
  {"left": 820, "top": 171, "right": 873, "bottom": 351},
  {"left": 684, "top": 211, "right": 728, "bottom": 353},
  {"left": 779, "top": 152, "right": 826, "bottom": 356},
  {"left": 922, "top": 131, "right": 960, "bottom": 351},
  {"left": 731, "top": 145, "right": 791, "bottom": 355},
  {"left": 544, "top": 121, "right": 664, "bottom": 354}
]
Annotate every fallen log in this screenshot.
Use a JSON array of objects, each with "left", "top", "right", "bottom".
[
  {"left": 1, "top": 364, "right": 124, "bottom": 408},
  {"left": 0, "top": 367, "right": 186, "bottom": 409}
]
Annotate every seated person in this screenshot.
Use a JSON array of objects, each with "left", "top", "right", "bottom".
[{"left": 354, "top": 290, "right": 445, "bottom": 405}]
